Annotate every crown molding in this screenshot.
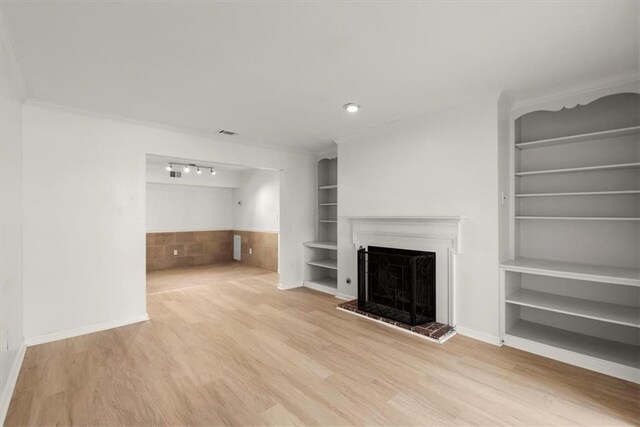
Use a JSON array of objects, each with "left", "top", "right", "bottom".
[
  {"left": 0, "top": 11, "right": 27, "bottom": 100},
  {"left": 511, "top": 71, "right": 640, "bottom": 118},
  {"left": 23, "top": 98, "right": 318, "bottom": 157}
]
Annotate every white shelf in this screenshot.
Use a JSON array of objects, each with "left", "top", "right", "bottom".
[
  {"left": 516, "top": 162, "right": 640, "bottom": 177},
  {"left": 319, "top": 184, "right": 338, "bottom": 190},
  {"left": 516, "top": 216, "right": 640, "bottom": 221},
  {"left": 515, "top": 126, "right": 640, "bottom": 150},
  {"left": 306, "top": 259, "right": 337, "bottom": 270},
  {"left": 500, "top": 257, "right": 640, "bottom": 287},
  {"left": 506, "top": 321, "right": 640, "bottom": 370},
  {"left": 303, "top": 241, "right": 337, "bottom": 250},
  {"left": 319, "top": 220, "right": 337, "bottom": 223},
  {"left": 320, "top": 202, "right": 338, "bottom": 206},
  {"left": 304, "top": 276, "right": 337, "bottom": 295},
  {"left": 516, "top": 190, "right": 640, "bottom": 197},
  {"left": 506, "top": 289, "right": 640, "bottom": 328}
]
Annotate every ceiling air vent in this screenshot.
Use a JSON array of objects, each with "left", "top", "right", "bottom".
[
  {"left": 169, "top": 171, "right": 182, "bottom": 178},
  {"left": 218, "top": 130, "right": 237, "bottom": 136}
]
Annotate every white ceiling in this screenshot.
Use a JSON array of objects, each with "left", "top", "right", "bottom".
[{"left": 3, "top": 1, "right": 638, "bottom": 153}]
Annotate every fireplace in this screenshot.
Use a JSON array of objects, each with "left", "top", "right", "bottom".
[{"left": 357, "top": 246, "right": 435, "bottom": 326}]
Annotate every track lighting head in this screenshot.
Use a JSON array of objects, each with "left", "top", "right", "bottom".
[
  {"left": 166, "top": 164, "right": 172, "bottom": 171},
  {"left": 196, "top": 167, "right": 202, "bottom": 174},
  {"left": 210, "top": 168, "right": 216, "bottom": 175},
  {"left": 184, "top": 165, "right": 190, "bottom": 173}
]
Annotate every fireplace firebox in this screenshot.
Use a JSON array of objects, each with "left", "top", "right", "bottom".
[{"left": 357, "top": 246, "right": 435, "bottom": 326}]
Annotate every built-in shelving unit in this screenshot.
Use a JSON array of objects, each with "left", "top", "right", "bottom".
[
  {"left": 515, "top": 216, "right": 640, "bottom": 221},
  {"left": 515, "top": 125, "right": 640, "bottom": 150},
  {"left": 515, "top": 162, "right": 640, "bottom": 176},
  {"left": 506, "top": 289, "right": 639, "bottom": 328},
  {"left": 516, "top": 190, "right": 640, "bottom": 197},
  {"left": 501, "top": 91, "right": 640, "bottom": 383},
  {"left": 303, "top": 157, "right": 338, "bottom": 295},
  {"left": 501, "top": 257, "right": 639, "bottom": 286}
]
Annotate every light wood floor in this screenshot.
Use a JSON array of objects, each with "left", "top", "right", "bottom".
[{"left": 5, "top": 264, "right": 640, "bottom": 426}]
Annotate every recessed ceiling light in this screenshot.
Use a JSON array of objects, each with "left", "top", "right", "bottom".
[{"left": 343, "top": 103, "right": 360, "bottom": 113}]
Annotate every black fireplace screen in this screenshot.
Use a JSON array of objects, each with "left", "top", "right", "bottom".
[{"left": 357, "top": 246, "right": 435, "bottom": 326}]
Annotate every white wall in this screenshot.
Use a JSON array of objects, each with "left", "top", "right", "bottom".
[
  {"left": 0, "top": 41, "right": 25, "bottom": 420},
  {"left": 146, "top": 184, "right": 234, "bottom": 232},
  {"left": 22, "top": 103, "right": 316, "bottom": 339},
  {"left": 336, "top": 95, "right": 502, "bottom": 341},
  {"left": 232, "top": 169, "right": 280, "bottom": 232}
]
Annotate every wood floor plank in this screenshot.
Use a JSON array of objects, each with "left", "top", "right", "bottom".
[{"left": 5, "top": 263, "right": 640, "bottom": 426}]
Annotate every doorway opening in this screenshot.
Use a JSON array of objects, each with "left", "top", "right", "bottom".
[{"left": 144, "top": 155, "right": 280, "bottom": 295}]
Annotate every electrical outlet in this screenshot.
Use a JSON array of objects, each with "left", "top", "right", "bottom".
[
  {"left": 173, "top": 249, "right": 178, "bottom": 256},
  {"left": 249, "top": 248, "right": 252, "bottom": 255}
]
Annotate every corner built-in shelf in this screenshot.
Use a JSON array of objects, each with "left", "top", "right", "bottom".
[
  {"left": 506, "top": 289, "right": 640, "bottom": 328},
  {"left": 506, "top": 321, "right": 639, "bottom": 370},
  {"left": 303, "top": 241, "right": 337, "bottom": 250},
  {"left": 303, "top": 156, "right": 339, "bottom": 297},
  {"left": 516, "top": 162, "right": 640, "bottom": 177},
  {"left": 516, "top": 216, "right": 640, "bottom": 221},
  {"left": 501, "top": 257, "right": 640, "bottom": 287},
  {"left": 516, "top": 190, "right": 640, "bottom": 197},
  {"left": 306, "top": 259, "right": 337, "bottom": 270},
  {"left": 515, "top": 125, "right": 640, "bottom": 150}
]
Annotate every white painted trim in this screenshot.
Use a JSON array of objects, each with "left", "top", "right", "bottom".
[
  {"left": 25, "top": 313, "right": 149, "bottom": 346},
  {"left": 147, "top": 227, "right": 233, "bottom": 233},
  {"left": 303, "top": 281, "right": 338, "bottom": 296},
  {"left": 337, "top": 306, "right": 456, "bottom": 344},
  {"left": 512, "top": 72, "right": 640, "bottom": 118},
  {"left": 455, "top": 325, "right": 502, "bottom": 346},
  {"left": 277, "top": 282, "right": 302, "bottom": 290},
  {"left": 233, "top": 228, "right": 279, "bottom": 234},
  {"left": 334, "top": 292, "right": 354, "bottom": 301},
  {"left": 0, "top": 343, "right": 26, "bottom": 425},
  {"left": 504, "top": 334, "right": 639, "bottom": 384},
  {"left": 146, "top": 228, "right": 279, "bottom": 233},
  {"left": 24, "top": 99, "right": 317, "bottom": 157}
]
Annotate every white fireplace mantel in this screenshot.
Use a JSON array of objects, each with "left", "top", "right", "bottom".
[
  {"left": 344, "top": 216, "right": 466, "bottom": 254},
  {"left": 345, "top": 215, "right": 466, "bottom": 326}
]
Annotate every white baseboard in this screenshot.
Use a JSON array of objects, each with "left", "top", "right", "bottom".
[
  {"left": 277, "top": 283, "right": 302, "bottom": 291},
  {"left": 25, "top": 313, "right": 150, "bottom": 346},
  {"left": 334, "top": 292, "right": 354, "bottom": 301},
  {"left": 1, "top": 342, "right": 26, "bottom": 425},
  {"left": 455, "top": 325, "right": 502, "bottom": 346}
]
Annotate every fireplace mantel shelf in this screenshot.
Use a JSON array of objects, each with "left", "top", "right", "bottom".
[{"left": 346, "top": 215, "right": 466, "bottom": 255}]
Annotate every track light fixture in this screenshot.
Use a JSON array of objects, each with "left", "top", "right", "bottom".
[{"left": 165, "top": 162, "right": 217, "bottom": 177}]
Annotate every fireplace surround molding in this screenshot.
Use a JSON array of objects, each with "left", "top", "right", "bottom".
[{"left": 345, "top": 215, "right": 466, "bottom": 327}]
